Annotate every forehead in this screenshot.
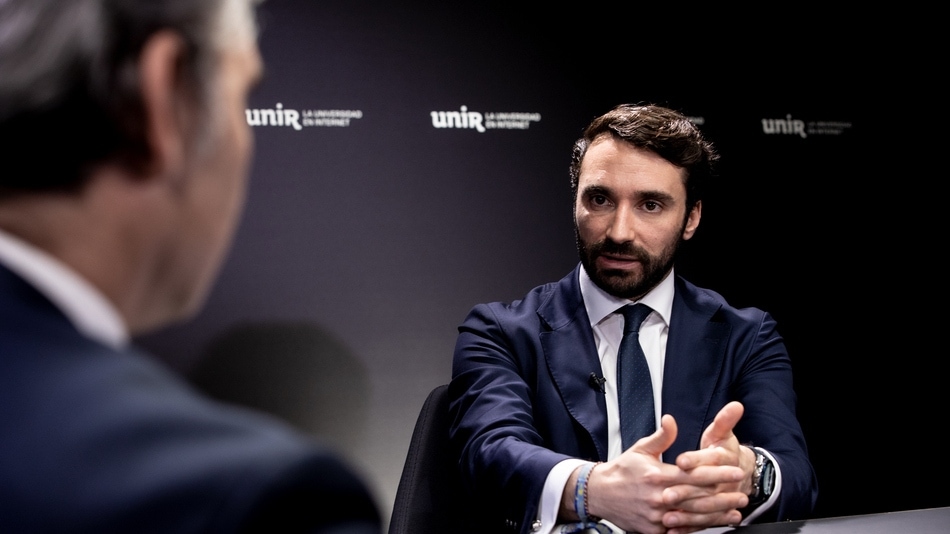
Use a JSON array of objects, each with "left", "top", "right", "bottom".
[{"left": 578, "top": 135, "right": 687, "bottom": 197}]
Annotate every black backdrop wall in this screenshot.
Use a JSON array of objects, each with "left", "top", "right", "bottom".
[{"left": 137, "top": 1, "right": 942, "bottom": 528}]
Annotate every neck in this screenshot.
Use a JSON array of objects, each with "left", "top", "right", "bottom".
[{"left": 0, "top": 166, "right": 178, "bottom": 334}]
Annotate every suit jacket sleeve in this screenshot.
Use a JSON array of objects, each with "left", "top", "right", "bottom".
[
  {"left": 449, "top": 300, "right": 577, "bottom": 533},
  {"left": 722, "top": 309, "right": 818, "bottom": 521},
  {"left": 662, "top": 279, "right": 818, "bottom": 522}
]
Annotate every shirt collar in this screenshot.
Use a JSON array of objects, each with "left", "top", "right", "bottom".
[
  {"left": 0, "top": 228, "right": 129, "bottom": 349},
  {"left": 579, "top": 264, "right": 675, "bottom": 328}
]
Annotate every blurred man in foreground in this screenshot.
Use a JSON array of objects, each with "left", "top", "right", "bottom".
[{"left": 0, "top": 0, "right": 380, "bottom": 531}]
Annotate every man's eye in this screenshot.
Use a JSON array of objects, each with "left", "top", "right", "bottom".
[
  {"left": 591, "top": 195, "right": 608, "bottom": 206},
  {"left": 643, "top": 201, "right": 660, "bottom": 211}
]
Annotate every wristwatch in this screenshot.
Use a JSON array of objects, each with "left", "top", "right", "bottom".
[{"left": 748, "top": 447, "right": 775, "bottom": 508}]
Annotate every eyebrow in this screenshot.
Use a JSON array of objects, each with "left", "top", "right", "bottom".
[
  {"left": 581, "top": 185, "right": 676, "bottom": 204},
  {"left": 638, "top": 190, "right": 676, "bottom": 203},
  {"left": 581, "top": 185, "right": 612, "bottom": 197}
]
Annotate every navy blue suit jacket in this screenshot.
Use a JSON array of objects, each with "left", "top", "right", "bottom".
[
  {"left": 0, "top": 264, "right": 380, "bottom": 533},
  {"left": 449, "top": 265, "right": 817, "bottom": 532}
]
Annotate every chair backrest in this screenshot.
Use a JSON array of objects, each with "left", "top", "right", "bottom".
[
  {"left": 189, "top": 321, "right": 370, "bottom": 462},
  {"left": 388, "top": 384, "right": 476, "bottom": 534}
]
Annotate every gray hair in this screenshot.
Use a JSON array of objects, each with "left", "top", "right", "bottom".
[{"left": 0, "top": 0, "right": 259, "bottom": 195}]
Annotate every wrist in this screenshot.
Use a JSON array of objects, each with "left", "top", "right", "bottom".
[
  {"left": 587, "top": 462, "right": 617, "bottom": 519},
  {"left": 573, "top": 462, "right": 602, "bottom": 524},
  {"left": 745, "top": 447, "right": 775, "bottom": 509},
  {"left": 739, "top": 445, "right": 758, "bottom": 495},
  {"left": 560, "top": 467, "right": 582, "bottom": 521}
]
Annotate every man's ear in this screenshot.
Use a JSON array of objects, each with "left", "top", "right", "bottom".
[
  {"left": 682, "top": 201, "right": 702, "bottom": 240},
  {"left": 137, "top": 30, "right": 190, "bottom": 178}
]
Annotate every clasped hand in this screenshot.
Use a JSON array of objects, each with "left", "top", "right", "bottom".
[{"left": 583, "top": 402, "right": 755, "bottom": 534}]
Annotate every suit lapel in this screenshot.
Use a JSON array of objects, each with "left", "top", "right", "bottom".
[
  {"left": 662, "top": 277, "right": 731, "bottom": 458},
  {"left": 537, "top": 266, "right": 609, "bottom": 460}
]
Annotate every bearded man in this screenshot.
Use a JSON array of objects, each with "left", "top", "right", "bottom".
[{"left": 449, "top": 104, "right": 817, "bottom": 534}]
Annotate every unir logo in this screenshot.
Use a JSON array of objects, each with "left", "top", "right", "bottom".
[
  {"left": 246, "top": 103, "right": 302, "bottom": 131},
  {"left": 762, "top": 114, "right": 806, "bottom": 138},
  {"left": 430, "top": 105, "right": 485, "bottom": 133}
]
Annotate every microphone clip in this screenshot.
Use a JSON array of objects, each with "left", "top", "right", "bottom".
[{"left": 588, "top": 372, "right": 606, "bottom": 394}]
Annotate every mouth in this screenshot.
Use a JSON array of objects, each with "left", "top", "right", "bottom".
[{"left": 596, "top": 253, "right": 641, "bottom": 271}]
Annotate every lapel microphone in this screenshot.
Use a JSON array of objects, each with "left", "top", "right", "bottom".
[{"left": 588, "top": 372, "right": 606, "bottom": 394}]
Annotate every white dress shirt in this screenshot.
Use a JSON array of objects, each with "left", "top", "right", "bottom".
[
  {"left": 0, "top": 228, "right": 128, "bottom": 349},
  {"left": 535, "top": 267, "right": 779, "bottom": 533}
]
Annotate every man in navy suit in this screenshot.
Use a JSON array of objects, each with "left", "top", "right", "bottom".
[
  {"left": 449, "top": 104, "right": 818, "bottom": 534},
  {"left": 0, "top": 0, "right": 379, "bottom": 532}
]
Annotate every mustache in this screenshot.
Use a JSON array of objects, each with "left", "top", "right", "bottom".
[{"left": 587, "top": 238, "right": 648, "bottom": 259}]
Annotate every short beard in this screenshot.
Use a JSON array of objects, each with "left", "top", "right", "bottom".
[{"left": 575, "top": 227, "right": 683, "bottom": 300}]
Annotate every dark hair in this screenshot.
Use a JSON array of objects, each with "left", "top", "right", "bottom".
[
  {"left": 569, "top": 103, "right": 718, "bottom": 210},
  {"left": 0, "top": 0, "right": 235, "bottom": 196}
]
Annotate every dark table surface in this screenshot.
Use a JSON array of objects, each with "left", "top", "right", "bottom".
[{"left": 703, "top": 507, "right": 950, "bottom": 534}]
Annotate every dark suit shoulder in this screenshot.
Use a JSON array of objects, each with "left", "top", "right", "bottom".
[
  {"left": 675, "top": 275, "right": 774, "bottom": 328},
  {"left": 0, "top": 286, "right": 380, "bottom": 533},
  {"left": 460, "top": 267, "right": 582, "bottom": 334}
]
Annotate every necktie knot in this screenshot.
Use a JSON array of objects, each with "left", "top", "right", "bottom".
[{"left": 620, "top": 303, "right": 652, "bottom": 335}]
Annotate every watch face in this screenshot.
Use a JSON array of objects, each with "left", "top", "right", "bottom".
[{"left": 762, "top": 460, "right": 776, "bottom": 496}]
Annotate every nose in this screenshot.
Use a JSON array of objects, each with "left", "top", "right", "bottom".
[{"left": 605, "top": 204, "right": 636, "bottom": 244}]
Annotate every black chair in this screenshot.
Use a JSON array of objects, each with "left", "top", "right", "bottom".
[
  {"left": 388, "top": 384, "right": 477, "bottom": 534},
  {"left": 189, "top": 321, "right": 371, "bottom": 458}
]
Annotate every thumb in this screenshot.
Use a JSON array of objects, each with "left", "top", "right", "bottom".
[
  {"left": 630, "top": 414, "right": 677, "bottom": 458},
  {"left": 701, "top": 401, "right": 744, "bottom": 449}
]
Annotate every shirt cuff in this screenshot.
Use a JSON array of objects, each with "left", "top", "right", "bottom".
[
  {"left": 534, "top": 459, "right": 590, "bottom": 534},
  {"left": 739, "top": 447, "right": 782, "bottom": 525}
]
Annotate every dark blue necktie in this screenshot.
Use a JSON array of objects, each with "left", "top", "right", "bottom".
[{"left": 617, "top": 303, "right": 655, "bottom": 450}]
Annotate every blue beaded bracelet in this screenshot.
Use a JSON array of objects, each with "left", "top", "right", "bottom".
[
  {"left": 573, "top": 462, "right": 600, "bottom": 523},
  {"left": 562, "top": 462, "right": 609, "bottom": 534}
]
